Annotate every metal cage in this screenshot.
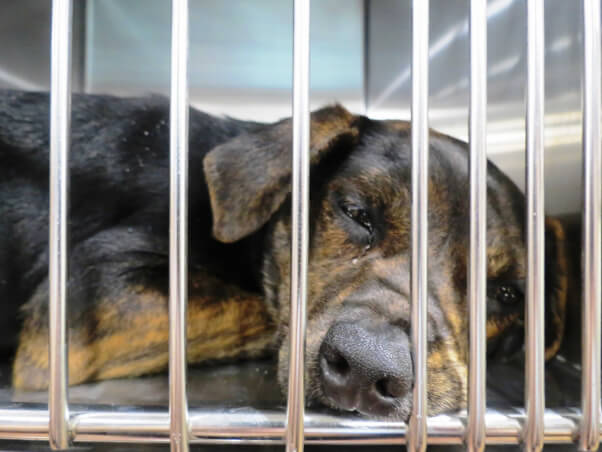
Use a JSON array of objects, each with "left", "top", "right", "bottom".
[{"left": 0, "top": 0, "right": 600, "bottom": 451}]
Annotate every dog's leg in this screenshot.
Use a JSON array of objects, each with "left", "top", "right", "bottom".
[
  {"left": 13, "top": 281, "right": 274, "bottom": 390},
  {"left": 12, "top": 228, "right": 275, "bottom": 390},
  {"left": 13, "top": 275, "right": 275, "bottom": 390}
]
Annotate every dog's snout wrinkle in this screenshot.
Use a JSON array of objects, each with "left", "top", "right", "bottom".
[
  {"left": 341, "top": 281, "right": 409, "bottom": 318},
  {"left": 357, "top": 275, "right": 409, "bottom": 299},
  {"left": 374, "top": 275, "right": 408, "bottom": 298}
]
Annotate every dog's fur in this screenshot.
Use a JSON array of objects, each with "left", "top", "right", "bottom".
[{"left": 0, "top": 90, "right": 568, "bottom": 420}]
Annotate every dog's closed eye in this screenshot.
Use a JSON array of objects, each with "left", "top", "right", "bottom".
[
  {"left": 337, "top": 199, "right": 376, "bottom": 249},
  {"left": 340, "top": 203, "right": 373, "bottom": 234}
]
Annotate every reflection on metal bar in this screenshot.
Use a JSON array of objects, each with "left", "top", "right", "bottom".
[
  {"left": 362, "top": 0, "right": 370, "bottom": 115},
  {"left": 408, "top": 1, "right": 429, "bottom": 451},
  {"left": 285, "top": 0, "right": 310, "bottom": 451},
  {"left": 580, "top": 0, "right": 601, "bottom": 450},
  {"left": 467, "top": 1, "right": 487, "bottom": 451},
  {"left": 168, "top": 0, "right": 190, "bottom": 451},
  {"left": 524, "top": 0, "right": 546, "bottom": 451},
  {"left": 0, "top": 406, "right": 596, "bottom": 445},
  {"left": 48, "top": 0, "right": 73, "bottom": 449}
]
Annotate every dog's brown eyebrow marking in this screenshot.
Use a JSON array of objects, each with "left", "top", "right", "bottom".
[
  {"left": 487, "top": 250, "right": 513, "bottom": 278},
  {"left": 486, "top": 244, "right": 525, "bottom": 280},
  {"left": 383, "top": 120, "right": 411, "bottom": 134}
]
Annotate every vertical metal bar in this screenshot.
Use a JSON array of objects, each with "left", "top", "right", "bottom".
[
  {"left": 362, "top": 0, "right": 370, "bottom": 115},
  {"left": 48, "top": 0, "right": 73, "bottom": 449},
  {"left": 524, "top": 1, "right": 546, "bottom": 451},
  {"left": 580, "top": 0, "right": 601, "bottom": 450},
  {"left": 169, "top": 0, "right": 190, "bottom": 451},
  {"left": 408, "top": 1, "right": 428, "bottom": 452},
  {"left": 285, "top": 0, "right": 310, "bottom": 451},
  {"left": 467, "top": 1, "right": 487, "bottom": 451}
]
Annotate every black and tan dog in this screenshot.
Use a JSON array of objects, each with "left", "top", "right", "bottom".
[{"left": 0, "top": 90, "right": 567, "bottom": 421}]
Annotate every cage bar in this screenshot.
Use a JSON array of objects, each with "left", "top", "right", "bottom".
[
  {"left": 285, "top": 0, "right": 310, "bottom": 451},
  {"left": 362, "top": 0, "right": 370, "bottom": 114},
  {"left": 0, "top": 406, "right": 597, "bottom": 445},
  {"left": 5, "top": 1, "right": 598, "bottom": 450},
  {"left": 579, "top": 0, "right": 602, "bottom": 450},
  {"left": 467, "top": 1, "right": 487, "bottom": 451},
  {"left": 48, "top": 0, "right": 73, "bottom": 449},
  {"left": 408, "top": 1, "right": 429, "bottom": 452},
  {"left": 168, "top": 0, "right": 190, "bottom": 451},
  {"left": 524, "top": 0, "right": 546, "bottom": 451}
]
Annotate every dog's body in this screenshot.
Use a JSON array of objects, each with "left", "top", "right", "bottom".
[{"left": 0, "top": 90, "right": 567, "bottom": 421}]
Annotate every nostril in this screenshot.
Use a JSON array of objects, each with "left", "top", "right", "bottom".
[
  {"left": 323, "top": 347, "right": 350, "bottom": 377},
  {"left": 375, "top": 377, "right": 406, "bottom": 399}
]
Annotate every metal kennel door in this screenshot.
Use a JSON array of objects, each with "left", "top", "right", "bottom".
[{"left": 0, "top": 0, "right": 599, "bottom": 451}]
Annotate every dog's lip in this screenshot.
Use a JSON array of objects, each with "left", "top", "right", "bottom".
[
  {"left": 321, "top": 389, "right": 411, "bottom": 421},
  {"left": 320, "top": 378, "right": 361, "bottom": 413},
  {"left": 324, "top": 394, "right": 359, "bottom": 413}
]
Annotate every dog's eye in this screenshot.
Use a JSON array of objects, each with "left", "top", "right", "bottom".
[
  {"left": 341, "top": 204, "right": 373, "bottom": 233},
  {"left": 494, "top": 284, "right": 521, "bottom": 305}
]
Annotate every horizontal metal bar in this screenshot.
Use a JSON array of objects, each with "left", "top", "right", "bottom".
[
  {"left": 0, "top": 406, "right": 596, "bottom": 445},
  {"left": 48, "top": 0, "right": 73, "bottom": 449}
]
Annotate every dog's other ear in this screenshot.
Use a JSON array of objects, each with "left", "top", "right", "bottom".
[
  {"left": 544, "top": 217, "right": 569, "bottom": 360},
  {"left": 203, "top": 105, "right": 359, "bottom": 243}
]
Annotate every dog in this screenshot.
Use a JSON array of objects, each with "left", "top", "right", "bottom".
[{"left": 0, "top": 90, "right": 568, "bottom": 421}]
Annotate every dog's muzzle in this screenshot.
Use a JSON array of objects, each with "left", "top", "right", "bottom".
[{"left": 319, "top": 320, "right": 413, "bottom": 418}]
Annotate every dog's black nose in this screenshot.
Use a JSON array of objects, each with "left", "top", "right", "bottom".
[{"left": 319, "top": 321, "right": 413, "bottom": 417}]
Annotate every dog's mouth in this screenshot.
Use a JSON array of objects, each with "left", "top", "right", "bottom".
[
  {"left": 319, "top": 395, "right": 413, "bottom": 422},
  {"left": 318, "top": 366, "right": 414, "bottom": 421},
  {"left": 278, "top": 326, "right": 467, "bottom": 421},
  {"left": 275, "top": 289, "right": 468, "bottom": 421}
]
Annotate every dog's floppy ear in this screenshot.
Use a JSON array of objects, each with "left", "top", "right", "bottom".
[
  {"left": 544, "top": 217, "right": 568, "bottom": 360},
  {"left": 203, "top": 105, "right": 359, "bottom": 243}
]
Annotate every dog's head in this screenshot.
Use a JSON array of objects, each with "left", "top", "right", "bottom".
[{"left": 203, "top": 106, "right": 568, "bottom": 421}]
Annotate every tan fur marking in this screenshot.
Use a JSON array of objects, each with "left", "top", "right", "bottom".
[
  {"left": 13, "top": 280, "right": 275, "bottom": 390},
  {"left": 544, "top": 217, "right": 568, "bottom": 359},
  {"left": 486, "top": 314, "right": 521, "bottom": 339}
]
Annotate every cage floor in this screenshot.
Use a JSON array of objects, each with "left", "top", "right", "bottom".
[{"left": 0, "top": 352, "right": 584, "bottom": 451}]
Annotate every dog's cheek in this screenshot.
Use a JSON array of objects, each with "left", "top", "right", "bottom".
[
  {"left": 426, "top": 339, "right": 468, "bottom": 414},
  {"left": 275, "top": 311, "right": 337, "bottom": 402},
  {"left": 265, "top": 200, "right": 361, "bottom": 330},
  {"left": 276, "top": 336, "right": 290, "bottom": 394},
  {"left": 304, "top": 313, "right": 338, "bottom": 401},
  {"left": 266, "top": 219, "right": 293, "bottom": 327}
]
